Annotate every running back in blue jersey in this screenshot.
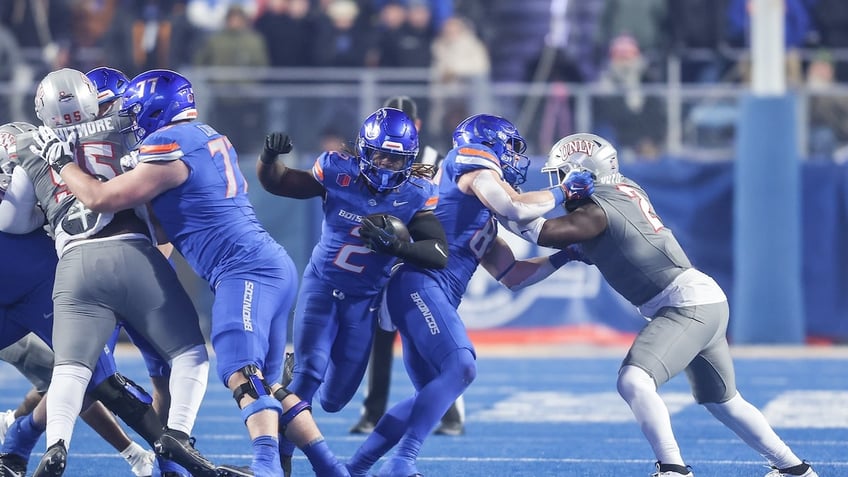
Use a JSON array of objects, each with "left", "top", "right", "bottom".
[
  {"left": 137, "top": 121, "right": 287, "bottom": 285},
  {"left": 428, "top": 143, "right": 505, "bottom": 305},
  {"left": 308, "top": 150, "right": 437, "bottom": 296}
]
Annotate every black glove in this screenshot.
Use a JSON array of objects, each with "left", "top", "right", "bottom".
[
  {"left": 259, "top": 132, "right": 293, "bottom": 164},
  {"left": 359, "top": 216, "right": 402, "bottom": 255}
]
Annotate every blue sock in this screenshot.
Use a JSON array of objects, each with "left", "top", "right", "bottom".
[
  {"left": 1, "top": 415, "right": 43, "bottom": 458},
  {"left": 158, "top": 457, "right": 190, "bottom": 476},
  {"left": 251, "top": 435, "right": 282, "bottom": 475},
  {"left": 279, "top": 434, "right": 296, "bottom": 458},
  {"left": 347, "top": 397, "right": 414, "bottom": 476},
  {"left": 303, "top": 438, "right": 342, "bottom": 475}
]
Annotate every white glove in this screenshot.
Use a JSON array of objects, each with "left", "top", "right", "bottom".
[
  {"left": 120, "top": 151, "right": 140, "bottom": 172},
  {"left": 29, "top": 126, "right": 77, "bottom": 174}
]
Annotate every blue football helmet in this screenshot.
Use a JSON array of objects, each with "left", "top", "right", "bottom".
[
  {"left": 119, "top": 69, "right": 197, "bottom": 149},
  {"left": 356, "top": 107, "right": 418, "bottom": 192},
  {"left": 86, "top": 67, "right": 129, "bottom": 106},
  {"left": 452, "top": 114, "right": 530, "bottom": 186}
]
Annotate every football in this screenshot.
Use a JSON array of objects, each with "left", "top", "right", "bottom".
[{"left": 365, "top": 213, "right": 412, "bottom": 242}]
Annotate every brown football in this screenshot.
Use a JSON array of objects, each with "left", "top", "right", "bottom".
[{"left": 364, "top": 213, "right": 411, "bottom": 242}]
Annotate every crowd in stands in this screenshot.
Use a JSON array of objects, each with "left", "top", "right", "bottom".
[{"left": 1, "top": 0, "right": 847, "bottom": 159}]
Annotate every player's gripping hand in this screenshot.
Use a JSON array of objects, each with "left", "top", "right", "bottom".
[
  {"left": 561, "top": 169, "right": 594, "bottom": 201},
  {"left": 359, "top": 216, "right": 402, "bottom": 255},
  {"left": 549, "top": 244, "right": 593, "bottom": 267},
  {"left": 30, "top": 126, "right": 77, "bottom": 174},
  {"left": 259, "top": 132, "right": 293, "bottom": 164},
  {"left": 120, "top": 151, "right": 140, "bottom": 172}
]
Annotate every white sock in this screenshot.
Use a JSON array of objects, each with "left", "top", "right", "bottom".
[
  {"left": 167, "top": 345, "right": 209, "bottom": 434},
  {"left": 46, "top": 364, "right": 92, "bottom": 449},
  {"left": 704, "top": 393, "right": 802, "bottom": 469},
  {"left": 617, "top": 365, "right": 685, "bottom": 466}
]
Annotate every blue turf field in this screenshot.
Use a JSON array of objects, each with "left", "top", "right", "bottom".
[{"left": 1, "top": 346, "right": 846, "bottom": 476}]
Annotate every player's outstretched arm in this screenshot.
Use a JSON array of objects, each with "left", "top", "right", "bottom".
[
  {"left": 256, "top": 132, "right": 324, "bottom": 199},
  {"left": 480, "top": 237, "right": 587, "bottom": 291}
]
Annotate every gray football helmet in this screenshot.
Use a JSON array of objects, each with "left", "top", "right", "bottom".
[
  {"left": 34, "top": 68, "right": 99, "bottom": 128},
  {"left": 543, "top": 133, "right": 621, "bottom": 186}
]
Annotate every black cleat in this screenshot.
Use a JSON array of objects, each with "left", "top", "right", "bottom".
[
  {"left": 32, "top": 440, "right": 67, "bottom": 477},
  {"left": 216, "top": 464, "right": 255, "bottom": 476},
  {"left": 0, "top": 453, "right": 27, "bottom": 477},
  {"left": 154, "top": 428, "right": 218, "bottom": 477},
  {"left": 433, "top": 419, "right": 464, "bottom": 436},
  {"left": 349, "top": 415, "right": 376, "bottom": 435}
]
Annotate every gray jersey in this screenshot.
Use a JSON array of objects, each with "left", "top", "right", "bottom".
[
  {"left": 582, "top": 177, "right": 692, "bottom": 307},
  {"left": 15, "top": 111, "right": 132, "bottom": 254}
]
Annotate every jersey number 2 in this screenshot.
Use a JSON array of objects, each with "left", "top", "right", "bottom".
[{"left": 617, "top": 184, "right": 664, "bottom": 232}]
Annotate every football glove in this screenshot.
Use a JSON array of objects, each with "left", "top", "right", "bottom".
[
  {"left": 30, "top": 126, "right": 76, "bottom": 174},
  {"left": 359, "top": 216, "right": 402, "bottom": 255},
  {"left": 561, "top": 169, "right": 595, "bottom": 202},
  {"left": 259, "top": 132, "right": 293, "bottom": 164}
]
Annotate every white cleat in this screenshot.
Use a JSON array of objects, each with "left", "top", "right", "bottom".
[
  {"left": 651, "top": 462, "right": 694, "bottom": 477},
  {"left": 764, "top": 462, "right": 818, "bottom": 477}
]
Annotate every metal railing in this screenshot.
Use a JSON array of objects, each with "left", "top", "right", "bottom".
[{"left": 3, "top": 65, "right": 848, "bottom": 161}]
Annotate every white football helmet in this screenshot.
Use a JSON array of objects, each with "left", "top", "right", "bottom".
[
  {"left": 543, "top": 133, "right": 621, "bottom": 186},
  {"left": 34, "top": 68, "right": 99, "bottom": 128}
]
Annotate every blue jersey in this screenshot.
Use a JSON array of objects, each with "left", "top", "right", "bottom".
[
  {"left": 426, "top": 143, "right": 505, "bottom": 306},
  {"left": 307, "top": 151, "right": 437, "bottom": 296},
  {"left": 137, "top": 122, "right": 290, "bottom": 286}
]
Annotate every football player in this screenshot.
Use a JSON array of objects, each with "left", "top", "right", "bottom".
[
  {"left": 3, "top": 69, "right": 229, "bottom": 477},
  {"left": 256, "top": 107, "right": 449, "bottom": 475},
  {"left": 344, "top": 114, "right": 593, "bottom": 477},
  {"left": 0, "top": 123, "right": 155, "bottom": 477},
  {"left": 502, "top": 132, "right": 818, "bottom": 477},
  {"left": 40, "top": 68, "right": 348, "bottom": 477},
  {"left": 86, "top": 65, "right": 178, "bottom": 447}
]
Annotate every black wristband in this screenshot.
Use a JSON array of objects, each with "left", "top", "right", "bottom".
[
  {"left": 51, "top": 155, "right": 74, "bottom": 175},
  {"left": 259, "top": 149, "right": 278, "bottom": 164}
]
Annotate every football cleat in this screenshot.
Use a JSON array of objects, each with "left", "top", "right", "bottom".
[
  {"left": 154, "top": 428, "right": 218, "bottom": 477},
  {"left": 0, "top": 452, "right": 27, "bottom": 477},
  {"left": 31, "top": 440, "right": 67, "bottom": 477},
  {"left": 349, "top": 415, "right": 377, "bottom": 435},
  {"left": 433, "top": 420, "right": 464, "bottom": 436},
  {"left": 651, "top": 461, "right": 693, "bottom": 477},
  {"left": 216, "top": 464, "right": 255, "bottom": 476},
  {"left": 764, "top": 461, "right": 818, "bottom": 477}
]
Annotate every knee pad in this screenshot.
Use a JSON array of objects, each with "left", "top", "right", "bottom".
[
  {"left": 279, "top": 399, "right": 312, "bottom": 432},
  {"left": 89, "top": 372, "right": 161, "bottom": 446},
  {"left": 240, "top": 395, "right": 283, "bottom": 423},
  {"left": 90, "top": 373, "right": 153, "bottom": 418},
  {"left": 232, "top": 364, "right": 272, "bottom": 405}
]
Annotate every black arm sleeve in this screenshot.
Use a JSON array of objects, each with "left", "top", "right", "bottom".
[{"left": 393, "top": 210, "right": 448, "bottom": 269}]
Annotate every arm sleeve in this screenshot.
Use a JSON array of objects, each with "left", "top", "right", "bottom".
[
  {"left": 496, "top": 215, "right": 547, "bottom": 244},
  {"left": 471, "top": 171, "right": 557, "bottom": 222},
  {"left": 394, "top": 211, "right": 448, "bottom": 269},
  {"left": 0, "top": 167, "right": 44, "bottom": 234}
]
